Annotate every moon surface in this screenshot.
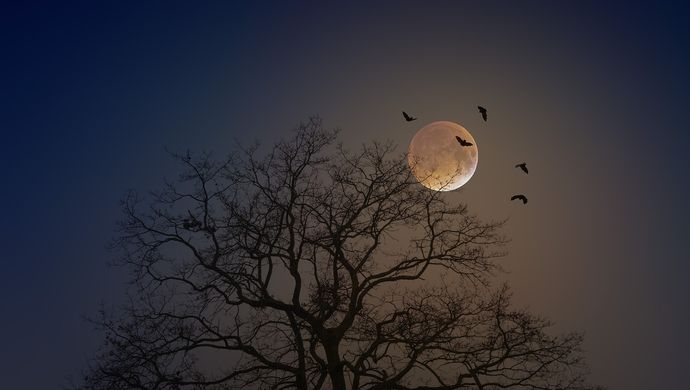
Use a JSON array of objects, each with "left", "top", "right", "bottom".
[{"left": 407, "top": 121, "right": 478, "bottom": 191}]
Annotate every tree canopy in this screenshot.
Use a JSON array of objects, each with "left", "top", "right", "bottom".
[{"left": 80, "top": 118, "right": 594, "bottom": 390}]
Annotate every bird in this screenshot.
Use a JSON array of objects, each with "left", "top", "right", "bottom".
[
  {"left": 511, "top": 194, "right": 528, "bottom": 204},
  {"left": 402, "top": 111, "right": 417, "bottom": 122},
  {"left": 515, "top": 162, "right": 528, "bottom": 174},
  {"left": 455, "top": 136, "right": 473, "bottom": 147},
  {"left": 477, "top": 106, "right": 487, "bottom": 121},
  {"left": 182, "top": 219, "right": 199, "bottom": 229},
  {"left": 183, "top": 210, "right": 201, "bottom": 229}
]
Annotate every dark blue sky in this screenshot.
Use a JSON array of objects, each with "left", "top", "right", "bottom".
[{"left": 2, "top": 2, "right": 690, "bottom": 388}]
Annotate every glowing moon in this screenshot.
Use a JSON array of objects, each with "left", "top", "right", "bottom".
[{"left": 407, "top": 121, "right": 478, "bottom": 191}]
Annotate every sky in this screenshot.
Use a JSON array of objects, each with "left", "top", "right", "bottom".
[{"left": 2, "top": 1, "right": 690, "bottom": 388}]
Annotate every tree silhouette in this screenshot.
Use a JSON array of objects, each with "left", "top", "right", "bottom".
[{"left": 80, "top": 118, "right": 595, "bottom": 389}]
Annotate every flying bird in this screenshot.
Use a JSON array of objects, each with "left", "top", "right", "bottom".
[
  {"left": 511, "top": 194, "right": 528, "bottom": 204},
  {"left": 515, "top": 162, "right": 528, "bottom": 174},
  {"left": 402, "top": 111, "right": 417, "bottom": 122},
  {"left": 455, "top": 136, "right": 473, "bottom": 146},
  {"left": 477, "top": 106, "right": 487, "bottom": 121},
  {"left": 183, "top": 210, "right": 201, "bottom": 229}
]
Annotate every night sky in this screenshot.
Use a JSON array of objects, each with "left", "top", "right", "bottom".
[{"left": 2, "top": 2, "right": 690, "bottom": 388}]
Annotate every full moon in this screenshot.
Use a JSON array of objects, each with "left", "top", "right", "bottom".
[{"left": 407, "top": 121, "right": 478, "bottom": 191}]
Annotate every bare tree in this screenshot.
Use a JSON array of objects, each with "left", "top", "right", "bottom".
[{"left": 79, "top": 118, "right": 595, "bottom": 390}]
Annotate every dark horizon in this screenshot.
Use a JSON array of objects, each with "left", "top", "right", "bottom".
[{"left": 2, "top": 2, "right": 690, "bottom": 388}]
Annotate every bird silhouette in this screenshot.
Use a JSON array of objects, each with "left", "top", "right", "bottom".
[
  {"left": 402, "top": 111, "right": 417, "bottom": 122},
  {"left": 477, "top": 106, "right": 487, "bottom": 121},
  {"left": 455, "top": 136, "right": 473, "bottom": 147},
  {"left": 511, "top": 194, "right": 528, "bottom": 204},
  {"left": 183, "top": 210, "right": 202, "bottom": 229},
  {"left": 515, "top": 162, "right": 528, "bottom": 174}
]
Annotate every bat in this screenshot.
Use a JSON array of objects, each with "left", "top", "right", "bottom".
[
  {"left": 515, "top": 162, "right": 528, "bottom": 174},
  {"left": 510, "top": 194, "right": 528, "bottom": 204},
  {"left": 402, "top": 111, "right": 417, "bottom": 122},
  {"left": 478, "top": 106, "right": 487, "bottom": 121},
  {"left": 455, "top": 136, "right": 473, "bottom": 146}
]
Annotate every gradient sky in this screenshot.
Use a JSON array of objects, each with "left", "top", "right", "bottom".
[{"left": 2, "top": 2, "right": 690, "bottom": 388}]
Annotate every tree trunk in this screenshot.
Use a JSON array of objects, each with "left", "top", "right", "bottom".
[{"left": 324, "top": 338, "right": 347, "bottom": 390}]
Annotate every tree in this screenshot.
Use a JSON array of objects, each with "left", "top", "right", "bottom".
[{"left": 80, "top": 118, "right": 595, "bottom": 390}]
